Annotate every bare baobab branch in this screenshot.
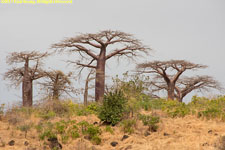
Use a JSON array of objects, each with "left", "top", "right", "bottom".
[
  {"left": 52, "top": 30, "right": 151, "bottom": 102},
  {"left": 4, "top": 67, "right": 24, "bottom": 87},
  {"left": 38, "top": 70, "right": 75, "bottom": 100},
  {"left": 137, "top": 60, "right": 221, "bottom": 102},
  {"left": 76, "top": 62, "right": 97, "bottom": 69},
  {"left": 174, "top": 76, "right": 222, "bottom": 102}
]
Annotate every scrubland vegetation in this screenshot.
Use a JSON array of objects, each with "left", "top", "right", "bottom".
[
  {"left": 1, "top": 30, "right": 224, "bottom": 150},
  {"left": 0, "top": 91, "right": 225, "bottom": 149}
]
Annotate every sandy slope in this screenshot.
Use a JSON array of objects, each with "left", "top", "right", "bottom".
[{"left": 0, "top": 112, "right": 225, "bottom": 150}]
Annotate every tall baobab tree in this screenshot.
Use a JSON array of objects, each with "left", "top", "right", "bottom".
[
  {"left": 39, "top": 70, "right": 74, "bottom": 100},
  {"left": 4, "top": 51, "right": 49, "bottom": 107},
  {"left": 137, "top": 60, "right": 222, "bottom": 102},
  {"left": 52, "top": 30, "right": 150, "bottom": 102}
]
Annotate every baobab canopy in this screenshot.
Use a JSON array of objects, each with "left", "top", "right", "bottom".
[
  {"left": 52, "top": 30, "right": 151, "bottom": 102},
  {"left": 137, "top": 60, "right": 222, "bottom": 102}
]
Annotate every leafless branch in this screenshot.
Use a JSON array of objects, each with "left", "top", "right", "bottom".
[{"left": 137, "top": 60, "right": 221, "bottom": 102}]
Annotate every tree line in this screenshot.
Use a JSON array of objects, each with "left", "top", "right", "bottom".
[{"left": 3, "top": 30, "right": 222, "bottom": 107}]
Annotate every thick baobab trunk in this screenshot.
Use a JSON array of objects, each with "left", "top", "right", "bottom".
[
  {"left": 167, "top": 83, "right": 175, "bottom": 100},
  {"left": 52, "top": 74, "right": 59, "bottom": 100},
  {"left": 178, "top": 97, "right": 183, "bottom": 102},
  {"left": 22, "top": 79, "right": 33, "bottom": 106},
  {"left": 22, "top": 59, "right": 33, "bottom": 107},
  {"left": 95, "top": 60, "right": 105, "bottom": 102},
  {"left": 53, "top": 89, "right": 59, "bottom": 100},
  {"left": 167, "top": 90, "right": 174, "bottom": 100},
  {"left": 95, "top": 48, "right": 106, "bottom": 103}
]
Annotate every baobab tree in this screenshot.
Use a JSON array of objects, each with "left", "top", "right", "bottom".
[
  {"left": 38, "top": 70, "right": 74, "bottom": 100},
  {"left": 174, "top": 75, "right": 221, "bottom": 102},
  {"left": 52, "top": 30, "right": 150, "bottom": 102},
  {"left": 137, "top": 60, "right": 221, "bottom": 102},
  {"left": 83, "top": 69, "right": 95, "bottom": 106},
  {"left": 4, "top": 51, "right": 49, "bottom": 107}
]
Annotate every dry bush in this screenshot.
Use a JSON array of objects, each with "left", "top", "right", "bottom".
[
  {"left": 5, "top": 106, "right": 29, "bottom": 126},
  {"left": 74, "top": 139, "right": 89, "bottom": 150},
  {"left": 218, "top": 136, "right": 225, "bottom": 150},
  {"left": 40, "top": 100, "right": 70, "bottom": 115}
]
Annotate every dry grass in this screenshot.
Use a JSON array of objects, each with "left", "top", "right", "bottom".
[{"left": 0, "top": 109, "right": 225, "bottom": 150}]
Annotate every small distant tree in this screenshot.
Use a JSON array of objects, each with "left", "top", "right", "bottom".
[
  {"left": 137, "top": 60, "right": 222, "bottom": 102},
  {"left": 4, "top": 51, "right": 49, "bottom": 107},
  {"left": 83, "top": 69, "right": 95, "bottom": 106},
  {"left": 39, "top": 70, "right": 74, "bottom": 100},
  {"left": 52, "top": 30, "right": 150, "bottom": 102}
]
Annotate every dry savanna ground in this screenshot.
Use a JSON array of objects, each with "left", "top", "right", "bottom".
[{"left": 0, "top": 109, "right": 225, "bottom": 150}]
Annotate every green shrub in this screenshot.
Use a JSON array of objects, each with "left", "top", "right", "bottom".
[
  {"left": 78, "top": 121, "right": 101, "bottom": 145},
  {"left": 55, "top": 121, "right": 67, "bottom": 134},
  {"left": 140, "top": 99, "right": 165, "bottom": 110},
  {"left": 39, "top": 129, "right": 57, "bottom": 140},
  {"left": 17, "top": 123, "right": 32, "bottom": 138},
  {"left": 86, "top": 103, "right": 100, "bottom": 114},
  {"left": 162, "top": 100, "right": 190, "bottom": 118},
  {"left": 78, "top": 121, "right": 101, "bottom": 137},
  {"left": 38, "top": 122, "right": 56, "bottom": 140},
  {"left": 35, "top": 123, "right": 44, "bottom": 132},
  {"left": 138, "top": 114, "right": 160, "bottom": 132},
  {"left": 61, "top": 134, "right": 69, "bottom": 144},
  {"left": 75, "top": 105, "right": 89, "bottom": 116},
  {"left": 61, "top": 100, "right": 79, "bottom": 116},
  {"left": 198, "top": 107, "right": 222, "bottom": 119},
  {"left": 70, "top": 129, "right": 80, "bottom": 139},
  {"left": 77, "top": 121, "right": 90, "bottom": 133},
  {"left": 39, "top": 111, "right": 56, "bottom": 120},
  {"left": 37, "top": 120, "right": 80, "bottom": 143},
  {"left": 105, "top": 126, "right": 114, "bottom": 134},
  {"left": 68, "top": 120, "right": 77, "bottom": 125},
  {"left": 91, "top": 135, "right": 101, "bottom": 145},
  {"left": 190, "top": 96, "right": 225, "bottom": 120},
  {"left": 62, "top": 100, "right": 99, "bottom": 116},
  {"left": 98, "top": 90, "right": 128, "bottom": 125},
  {"left": 38, "top": 100, "right": 99, "bottom": 117},
  {"left": 167, "top": 105, "right": 190, "bottom": 118},
  {"left": 111, "top": 73, "right": 151, "bottom": 116},
  {"left": 120, "top": 119, "right": 136, "bottom": 134},
  {"left": 69, "top": 103, "right": 96, "bottom": 116},
  {"left": 86, "top": 125, "right": 101, "bottom": 138}
]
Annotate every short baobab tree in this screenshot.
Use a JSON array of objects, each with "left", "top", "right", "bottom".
[
  {"left": 39, "top": 70, "right": 74, "bottom": 100},
  {"left": 83, "top": 69, "right": 95, "bottom": 106},
  {"left": 137, "top": 60, "right": 222, "bottom": 102},
  {"left": 4, "top": 51, "right": 49, "bottom": 107},
  {"left": 52, "top": 30, "right": 150, "bottom": 102}
]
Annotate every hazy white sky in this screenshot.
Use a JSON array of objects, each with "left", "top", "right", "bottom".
[{"left": 0, "top": 0, "right": 225, "bottom": 105}]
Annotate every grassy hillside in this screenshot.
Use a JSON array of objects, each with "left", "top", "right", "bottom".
[{"left": 0, "top": 96, "right": 225, "bottom": 150}]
